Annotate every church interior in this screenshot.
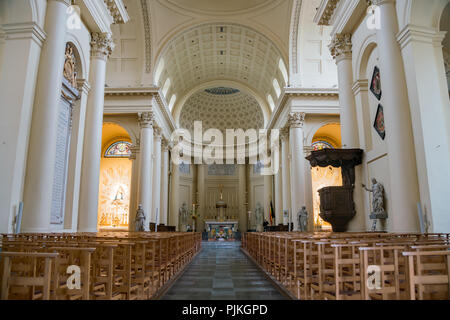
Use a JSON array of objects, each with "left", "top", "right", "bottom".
[{"left": 0, "top": 0, "right": 449, "bottom": 301}]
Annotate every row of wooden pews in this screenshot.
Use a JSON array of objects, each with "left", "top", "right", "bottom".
[
  {"left": 242, "top": 232, "right": 450, "bottom": 300},
  {"left": 0, "top": 232, "right": 202, "bottom": 300}
]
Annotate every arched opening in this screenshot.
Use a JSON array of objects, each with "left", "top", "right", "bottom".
[
  {"left": 310, "top": 123, "right": 343, "bottom": 231},
  {"left": 98, "top": 123, "right": 133, "bottom": 231}
]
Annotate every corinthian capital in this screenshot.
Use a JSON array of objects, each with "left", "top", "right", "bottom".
[
  {"left": 329, "top": 33, "right": 352, "bottom": 61},
  {"left": 90, "top": 32, "right": 115, "bottom": 60},
  {"left": 138, "top": 112, "right": 154, "bottom": 128},
  {"left": 287, "top": 112, "right": 306, "bottom": 129}
]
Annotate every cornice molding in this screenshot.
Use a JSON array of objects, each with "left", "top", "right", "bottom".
[
  {"left": 314, "top": 0, "right": 340, "bottom": 26},
  {"left": 1, "top": 22, "right": 46, "bottom": 47},
  {"left": 397, "top": 24, "right": 447, "bottom": 50},
  {"left": 103, "top": 0, "right": 129, "bottom": 24},
  {"left": 105, "top": 86, "right": 177, "bottom": 132}
]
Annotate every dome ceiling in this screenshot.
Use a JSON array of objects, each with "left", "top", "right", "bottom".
[
  {"left": 165, "top": 0, "right": 274, "bottom": 15},
  {"left": 157, "top": 23, "right": 286, "bottom": 104},
  {"left": 179, "top": 87, "right": 264, "bottom": 135}
]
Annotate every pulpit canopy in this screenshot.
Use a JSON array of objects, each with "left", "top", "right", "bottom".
[{"left": 306, "top": 149, "right": 363, "bottom": 187}]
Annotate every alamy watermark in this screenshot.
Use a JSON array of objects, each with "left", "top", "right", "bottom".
[
  {"left": 366, "top": 5, "right": 381, "bottom": 30},
  {"left": 67, "top": 5, "right": 82, "bottom": 31}
]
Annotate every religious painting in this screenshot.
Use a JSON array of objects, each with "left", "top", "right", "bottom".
[
  {"left": 105, "top": 141, "right": 132, "bottom": 158},
  {"left": 370, "top": 66, "right": 382, "bottom": 100},
  {"left": 311, "top": 141, "right": 334, "bottom": 151},
  {"left": 373, "top": 104, "right": 386, "bottom": 140}
]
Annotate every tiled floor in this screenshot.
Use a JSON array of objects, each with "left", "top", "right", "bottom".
[{"left": 161, "top": 241, "right": 287, "bottom": 300}]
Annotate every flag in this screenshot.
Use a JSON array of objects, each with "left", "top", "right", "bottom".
[{"left": 269, "top": 201, "right": 275, "bottom": 226}]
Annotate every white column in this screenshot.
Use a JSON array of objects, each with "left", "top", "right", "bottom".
[
  {"left": 170, "top": 162, "right": 180, "bottom": 230},
  {"left": 21, "top": 0, "right": 71, "bottom": 232},
  {"left": 0, "top": 22, "right": 45, "bottom": 233},
  {"left": 280, "top": 128, "right": 291, "bottom": 226},
  {"left": 137, "top": 112, "right": 154, "bottom": 231},
  {"left": 128, "top": 143, "right": 140, "bottom": 231},
  {"left": 274, "top": 164, "right": 283, "bottom": 225},
  {"left": 329, "top": 33, "right": 366, "bottom": 231},
  {"left": 288, "top": 112, "right": 306, "bottom": 231},
  {"left": 263, "top": 175, "right": 273, "bottom": 224},
  {"left": 64, "top": 79, "right": 90, "bottom": 231},
  {"left": 196, "top": 164, "right": 205, "bottom": 232},
  {"left": 329, "top": 33, "right": 359, "bottom": 148},
  {"left": 160, "top": 140, "right": 169, "bottom": 225},
  {"left": 151, "top": 127, "right": 162, "bottom": 226},
  {"left": 78, "top": 33, "right": 114, "bottom": 232},
  {"left": 372, "top": 0, "right": 420, "bottom": 232},
  {"left": 398, "top": 25, "right": 450, "bottom": 233}
]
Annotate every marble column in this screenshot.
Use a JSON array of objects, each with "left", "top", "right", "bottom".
[
  {"left": 160, "top": 140, "right": 169, "bottom": 226},
  {"left": 263, "top": 175, "right": 273, "bottom": 224},
  {"left": 397, "top": 25, "right": 450, "bottom": 233},
  {"left": 64, "top": 79, "right": 91, "bottom": 231},
  {"left": 21, "top": 0, "right": 71, "bottom": 232},
  {"left": 274, "top": 168, "right": 283, "bottom": 225},
  {"left": 288, "top": 112, "right": 306, "bottom": 231},
  {"left": 329, "top": 33, "right": 359, "bottom": 148},
  {"left": 196, "top": 164, "right": 205, "bottom": 232},
  {"left": 78, "top": 33, "right": 114, "bottom": 232},
  {"left": 0, "top": 21, "right": 46, "bottom": 233},
  {"left": 280, "top": 128, "right": 291, "bottom": 226},
  {"left": 170, "top": 161, "right": 180, "bottom": 230},
  {"left": 128, "top": 143, "right": 140, "bottom": 231},
  {"left": 151, "top": 127, "right": 162, "bottom": 226},
  {"left": 329, "top": 33, "right": 366, "bottom": 231},
  {"left": 373, "top": 0, "right": 420, "bottom": 232},
  {"left": 137, "top": 112, "right": 154, "bottom": 231}
]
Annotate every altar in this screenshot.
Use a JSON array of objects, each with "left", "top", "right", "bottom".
[{"left": 204, "top": 220, "right": 239, "bottom": 241}]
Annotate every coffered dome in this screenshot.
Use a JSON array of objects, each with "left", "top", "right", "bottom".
[
  {"left": 156, "top": 23, "right": 287, "bottom": 108},
  {"left": 179, "top": 87, "right": 264, "bottom": 135}
]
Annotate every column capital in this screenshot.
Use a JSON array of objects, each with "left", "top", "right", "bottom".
[
  {"left": 90, "top": 32, "right": 115, "bottom": 60},
  {"left": 162, "top": 138, "right": 170, "bottom": 151},
  {"left": 130, "top": 145, "right": 140, "bottom": 160},
  {"left": 287, "top": 112, "right": 306, "bottom": 129},
  {"left": 138, "top": 112, "right": 154, "bottom": 128},
  {"left": 329, "top": 33, "right": 352, "bottom": 61},
  {"left": 154, "top": 127, "right": 162, "bottom": 141}
]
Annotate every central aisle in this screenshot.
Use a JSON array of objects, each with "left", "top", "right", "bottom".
[{"left": 161, "top": 241, "right": 287, "bottom": 300}]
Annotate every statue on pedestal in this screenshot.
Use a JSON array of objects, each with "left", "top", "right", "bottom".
[
  {"left": 134, "top": 204, "right": 145, "bottom": 232},
  {"left": 179, "top": 202, "right": 189, "bottom": 231},
  {"left": 255, "top": 202, "right": 264, "bottom": 232},
  {"left": 362, "top": 178, "right": 387, "bottom": 230},
  {"left": 298, "top": 206, "right": 308, "bottom": 232}
]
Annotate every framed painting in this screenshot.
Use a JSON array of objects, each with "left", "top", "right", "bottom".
[
  {"left": 370, "top": 66, "right": 382, "bottom": 100},
  {"left": 373, "top": 104, "right": 386, "bottom": 140}
]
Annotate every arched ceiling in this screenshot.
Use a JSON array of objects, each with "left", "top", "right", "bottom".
[
  {"left": 157, "top": 23, "right": 287, "bottom": 107},
  {"left": 179, "top": 87, "right": 264, "bottom": 135},
  {"left": 164, "top": 0, "right": 275, "bottom": 15}
]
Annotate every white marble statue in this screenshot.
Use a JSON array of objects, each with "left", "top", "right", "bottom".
[
  {"left": 134, "top": 204, "right": 145, "bottom": 232},
  {"left": 298, "top": 206, "right": 308, "bottom": 232},
  {"left": 362, "top": 178, "right": 386, "bottom": 216},
  {"left": 255, "top": 202, "right": 264, "bottom": 232},
  {"left": 179, "top": 202, "right": 189, "bottom": 231}
]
